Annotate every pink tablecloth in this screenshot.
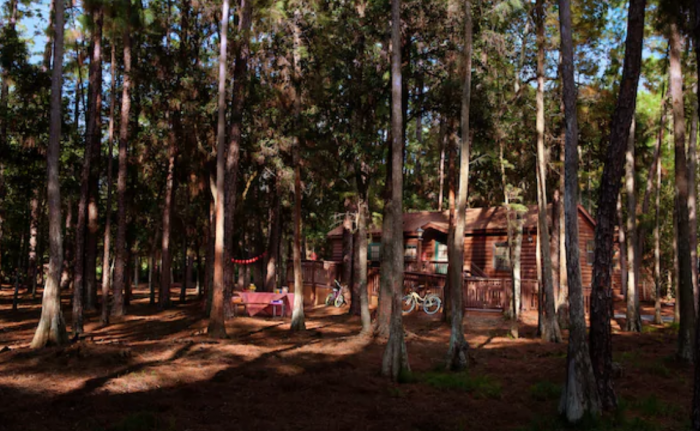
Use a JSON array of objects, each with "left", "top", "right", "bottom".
[{"left": 237, "top": 292, "right": 295, "bottom": 317}]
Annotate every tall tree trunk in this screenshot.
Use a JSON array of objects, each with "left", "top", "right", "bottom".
[
  {"left": 31, "top": 0, "right": 68, "bottom": 348},
  {"left": 85, "top": 6, "right": 104, "bottom": 313},
  {"left": 160, "top": 131, "right": 176, "bottom": 309},
  {"left": 654, "top": 125, "right": 663, "bottom": 325},
  {"left": 557, "top": 0, "right": 602, "bottom": 421},
  {"left": 381, "top": 0, "right": 409, "bottom": 380},
  {"left": 28, "top": 192, "right": 39, "bottom": 297},
  {"left": 0, "top": 0, "right": 17, "bottom": 282},
  {"left": 692, "top": 1, "right": 700, "bottom": 425},
  {"left": 355, "top": 168, "right": 371, "bottom": 334},
  {"left": 690, "top": 83, "right": 699, "bottom": 314},
  {"left": 625, "top": 120, "right": 642, "bottom": 331},
  {"left": 101, "top": 43, "right": 116, "bottom": 325},
  {"left": 536, "top": 0, "right": 561, "bottom": 343},
  {"left": 442, "top": 118, "right": 458, "bottom": 324},
  {"left": 224, "top": 0, "right": 252, "bottom": 303},
  {"left": 72, "top": 8, "right": 104, "bottom": 332},
  {"left": 376, "top": 130, "right": 394, "bottom": 337},
  {"left": 60, "top": 201, "right": 73, "bottom": 291},
  {"left": 437, "top": 115, "right": 447, "bottom": 211},
  {"left": 113, "top": 6, "right": 132, "bottom": 318},
  {"left": 290, "top": 8, "right": 306, "bottom": 332},
  {"left": 669, "top": 21, "right": 695, "bottom": 362},
  {"left": 617, "top": 193, "right": 628, "bottom": 297},
  {"left": 556, "top": 120, "right": 568, "bottom": 318},
  {"left": 588, "top": 0, "right": 645, "bottom": 410},
  {"left": 208, "top": 0, "right": 230, "bottom": 338},
  {"left": 265, "top": 174, "right": 281, "bottom": 292}
]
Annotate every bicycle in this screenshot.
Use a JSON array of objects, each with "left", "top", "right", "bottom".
[
  {"left": 325, "top": 279, "right": 347, "bottom": 308},
  {"left": 402, "top": 285, "right": 442, "bottom": 315}
]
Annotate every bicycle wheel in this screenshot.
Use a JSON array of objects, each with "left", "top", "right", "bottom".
[
  {"left": 325, "top": 294, "right": 335, "bottom": 306},
  {"left": 334, "top": 294, "right": 345, "bottom": 308},
  {"left": 423, "top": 295, "right": 442, "bottom": 315},
  {"left": 401, "top": 295, "right": 416, "bottom": 314}
]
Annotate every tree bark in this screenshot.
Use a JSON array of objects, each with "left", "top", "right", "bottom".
[
  {"left": 160, "top": 130, "right": 176, "bottom": 309},
  {"left": 437, "top": 115, "right": 447, "bottom": 212},
  {"left": 85, "top": 6, "right": 104, "bottom": 313},
  {"left": 376, "top": 130, "right": 393, "bottom": 338},
  {"left": 588, "top": 0, "right": 645, "bottom": 410},
  {"left": 654, "top": 124, "right": 663, "bottom": 325},
  {"left": 31, "top": 0, "right": 68, "bottom": 348},
  {"left": 669, "top": 21, "right": 695, "bottom": 362},
  {"left": 690, "top": 83, "right": 699, "bottom": 314},
  {"left": 557, "top": 0, "right": 601, "bottom": 421},
  {"left": 355, "top": 167, "right": 371, "bottom": 334},
  {"left": 617, "top": 193, "right": 628, "bottom": 297},
  {"left": 208, "top": 0, "right": 230, "bottom": 338},
  {"left": 625, "top": 120, "right": 642, "bottom": 332},
  {"left": 536, "top": 0, "right": 561, "bottom": 343},
  {"left": 101, "top": 43, "right": 116, "bottom": 325},
  {"left": 28, "top": 193, "right": 39, "bottom": 297},
  {"left": 265, "top": 174, "right": 281, "bottom": 292},
  {"left": 113, "top": 6, "right": 132, "bottom": 318},
  {"left": 692, "top": 1, "right": 700, "bottom": 425},
  {"left": 381, "top": 0, "right": 409, "bottom": 380}
]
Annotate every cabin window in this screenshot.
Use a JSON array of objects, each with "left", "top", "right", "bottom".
[
  {"left": 368, "top": 243, "right": 381, "bottom": 261},
  {"left": 404, "top": 244, "right": 417, "bottom": 261},
  {"left": 493, "top": 242, "right": 510, "bottom": 271},
  {"left": 434, "top": 242, "right": 448, "bottom": 274},
  {"left": 586, "top": 240, "right": 595, "bottom": 265}
]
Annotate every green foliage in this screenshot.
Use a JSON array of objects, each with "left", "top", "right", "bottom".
[
  {"left": 419, "top": 371, "right": 502, "bottom": 399},
  {"left": 528, "top": 380, "right": 561, "bottom": 401}
]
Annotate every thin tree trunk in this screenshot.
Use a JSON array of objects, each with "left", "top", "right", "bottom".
[
  {"left": 356, "top": 200, "right": 371, "bottom": 334},
  {"left": 588, "top": 0, "right": 645, "bottom": 410},
  {"left": 376, "top": 130, "right": 393, "bottom": 337},
  {"left": 31, "top": 0, "right": 68, "bottom": 348},
  {"left": 290, "top": 9, "right": 306, "bottom": 332},
  {"left": 160, "top": 131, "right": 176, "bottom": 309},
  {"left": 208, "top": 0, "right": 229, "bottom": 338},
  {"left": 625, "top": 120, "right": 642, "bottom": 331},
  {"left": 85, "top": 6, "right": 103, "bottom": 313},
  {"left": 180, "top": 234, "right": 188, "bottom": 302},
  {"left": 437, "top": 115, "right": 447, "bottom": 211},
  {"left": 654, "top": 126, "right": 663, "bottom": 325},
  {"left": 265, "top": 174, "right": 281, "bottom": 292},
  {"left": 113, "top": 7, "right": 132, "bottom": 318},
  {"left": 0, "top": 0, "right": 17, "bottom": 281},
  {"left": 617, "top": 194, "right": 628, "bottom": 298},
  {"left": 669, "top": 21, "right": 695, "bottom": 362},
  {"left": 101, "top": 42, "right": 116, "bottom": 325},
  {"left": 690, "top": 82, "right": 699, "bottom": 314},
  {"left": 60, "top": 202, "right": 73, "bottom": 291},
  {"left": 381, "top": 0, "right": 409, "bottom": 380},
  {"left": 536, "top": 0, "right": 561, "bottom": 343},
  {"left": 28, "top": 193, "right": 39, "bottom": 297},
  {"left": 692, "top": 2, "right": 700, "bottom": 424},
  {"left": 223, "top": 0, "right": 252, "bottom": 305},
  {"left": 557, "top": 0, "right": 601, "bottom": 421}
]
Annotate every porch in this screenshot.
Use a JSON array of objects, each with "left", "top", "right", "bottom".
[{"left": 286, "top": 260, "right": 561, "bottom": 313}]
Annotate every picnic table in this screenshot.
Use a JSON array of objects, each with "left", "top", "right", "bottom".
[{"left": 236, "top": 292, "right": 295, "bottom": 317}]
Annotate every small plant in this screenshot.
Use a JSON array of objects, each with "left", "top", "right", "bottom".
[
  {"left": 529, "top": 380, "right": 561, "bottom": 401},
  {"left": 420, "top": 371, "right": 502, "bottom": 399},
  {"left": 645, "top": 361, "right": 671, "bottom": 378},
  {"left": 632, "top": 394, "right": 678, "bottom": 418},
  {"left": 666, "top": 321, "right": 680, "bottom": 332}
]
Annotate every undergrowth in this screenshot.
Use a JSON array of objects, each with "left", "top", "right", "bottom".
[{"left": 418, "top": 371, "right": 502, "bottom": 399}]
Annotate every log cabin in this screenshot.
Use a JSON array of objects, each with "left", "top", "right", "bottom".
[{"left": 326, "top": 204, "right": 624, "bottom": 293}]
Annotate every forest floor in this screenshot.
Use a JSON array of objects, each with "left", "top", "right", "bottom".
[{"left": 0, "top": 284, "right": 690, "bottom": 431}]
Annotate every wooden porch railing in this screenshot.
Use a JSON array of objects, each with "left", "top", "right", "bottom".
[{"left": 294, "top": 261, "right": 596, "bottom": 314}]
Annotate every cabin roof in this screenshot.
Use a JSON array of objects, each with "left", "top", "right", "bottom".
[{"left": 327, "top": 205, "right": 594, "bottom": 237}]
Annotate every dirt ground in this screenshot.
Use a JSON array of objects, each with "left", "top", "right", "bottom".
[{"left": 0, "top": 285, "right": 692, "bottom": 431}]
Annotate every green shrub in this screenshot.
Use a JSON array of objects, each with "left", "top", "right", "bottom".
[
  {"left": 420, "top": 371, "right": 502, "bottom": 399},
  {"left": 529, "top": 380, "right": 561, "bottom": 401}
]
